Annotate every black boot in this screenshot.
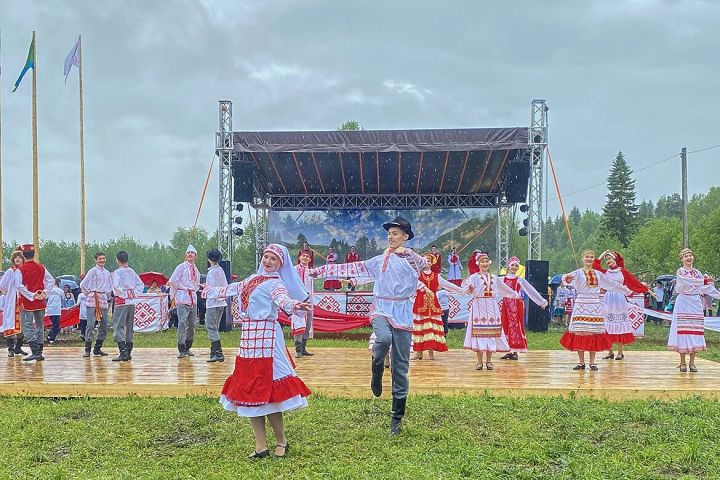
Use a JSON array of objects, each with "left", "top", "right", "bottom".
[
  {"left": 301, "top": 339, "right": 314, "bottom": 357},
  {"left": 14, "top": 334, "right": 28, "bottom": 356},
  {"left": 93, "top": 340, "right": 108, "bottom": 357},
  {"left": 295, "top": 340, "right": 303, "bottom": 359},
  {"left": 7, "top": 337, "right": 14, "bottom": 358},
  {"left": 370, "top": 356, "right": 385, "bottom": 397},
  {"left": 126, "top": 342, "right": 133, "bottom": 361},
  {"left": 390, "top": 396, "right": 407, "bottom": 435},
  {"left": 207, "top": 340, "right": 224, "bottom": 362},
  {"left": 83, "top": 341, "right": 92, "bottom": 358},
  {"left": 177, "top": 343, "right": 187, "bottom": 358},
  {"left": 36, "top": 343, "right": 45, "bottom": 361},
  {"left": 185, "top": 339, "right": 195, "bottom": 357},
  {"left": 23, "top": 342, "right": 41, "bottom": 362},
  {"left": 112, "top": 342, "right": 126, "bottom": 362}
]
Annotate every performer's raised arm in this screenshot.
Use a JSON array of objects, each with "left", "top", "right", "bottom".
[
  {"left": 438, "top": 275, "right": 469, "bottom": 295},
  {"left": 518, "top": 277, "right": 549, "bottom": 308}
]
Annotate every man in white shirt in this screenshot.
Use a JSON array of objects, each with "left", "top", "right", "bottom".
[
  {"left": 111, "top": 251, "right": 144, "bottom": 362},
  {"left": 45, "top": 279, "right": 65, "bottom": 344},
  {"left": 169, "top": 245, "right": 201, "bottom": 358},
  {"left": 204, "top": 249, "right": 228, "bottom": 362},
  {"left": 79, "top": 252, "right": 112, "bottom": 358}
]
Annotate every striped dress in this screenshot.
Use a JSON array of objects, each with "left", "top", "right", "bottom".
[
  {"left": 668, "top": 268, "right": 720, "bottom": 353},
  {"left": 462, "top": 273, "right": 521, "bottom": 353}
]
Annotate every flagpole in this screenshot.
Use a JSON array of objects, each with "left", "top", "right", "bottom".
[
  {"left": 78, "top": 35, "right": 86, "bottom": 275},
  {"left": 0, "top": 29, "right": 4, "bottom": 265},
  {"left": 31, "top": 31, "right": 39, "bottom": 258}
]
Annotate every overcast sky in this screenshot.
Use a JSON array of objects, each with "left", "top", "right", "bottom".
[{"left": 1, "top": 0, "right": 718, "bottom": 244}]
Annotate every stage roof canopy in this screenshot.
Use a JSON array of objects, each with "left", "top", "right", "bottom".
[{"left": 232, "top": 127, "right": 529, "bottom": 210}]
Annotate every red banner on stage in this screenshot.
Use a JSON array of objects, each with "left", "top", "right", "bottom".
[
  {"left": 44, "top": 306, "right": 80, "bottom": 328},
  {"left": 277, "top": 306, "right": 370, "bottom": 332}
]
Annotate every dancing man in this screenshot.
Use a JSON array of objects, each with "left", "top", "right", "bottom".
[
  {"left": 291, "top": 250, "right": 315, "bottom": 358},
  {"left": 310, "top": 216, "right": 428, "bottom": 434},
  {"left": 205, "top": 248, "right": 228, "bottom": 363},
  {"left": 80, "top": 252, "right": 113, "bottom": 358},
  {"left": 499, "top": 256, "right": 548, "bottom": 360},
  {"left": 111, "top": 251, "right": 144, "bottom": 362},
  {"left": 169, "top": 245, "right": 201, "bottom": 358}
]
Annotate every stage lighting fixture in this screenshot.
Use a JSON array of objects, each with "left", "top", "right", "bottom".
[
  {"left": 234, "top": 217, "right": 243, "bottom": 225},
  {"left": 519, "top": 227, "right": 528, "bottom": 237},
  {"left": 233, "top": 228, "right": 244, "bottom": 236},
  {"left": 232, "top": 203, "right": 244, "bottom": 211},
  {"left": 520, "top": 204, "right": 529, "bottom": 213},
  {"left": 533, "top": 134, "right": 543, "bottom": 144},
  {"left": 522, "top": 218, "right": 529, "bottom": 227}
]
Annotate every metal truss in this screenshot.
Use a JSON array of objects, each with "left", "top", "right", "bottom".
[
  {"left": 266, "top": 193, "right": 498, "bottom": 211},
  {"left": 253, "top": 189, "right": 270, "bottom": 269},
  {"left": 217, "top": 101, "right": 233, "bottom": 263},
  {"left": 497, "top": 202, "right": 513, "bottom": 271},
  {"left": 528, "top": 99, "right": 548, "bottom": 260}
]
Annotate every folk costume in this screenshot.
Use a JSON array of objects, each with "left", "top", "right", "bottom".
[
  {"left": 16, "top": 245, "right": 55, "bottom": 361},
  {"left": 668, "top": 258, "right": 720, "bottom": 355},
  {"left": 205, "top": 252, "right": 228, "bottom": 363},
  {"left": 0, "top": 250, "right": 28, "bottom": 357},
  {"left": 111, "top": 265, "right": 144, "bottom": 362},
  {"left": 291, "top": 261, "right": 315, "bottom": 358},
  {"left": 592, "top": 253, "right": 649, "bottom": 351},
  {"left": 345, "top": 248, "right": 361, "bottom": 291},
  {"left": 322, "top": 250, "right": 341, "bottom": 291},
  {"left": 169, "top": 245, "right": 201, "bottom": 358},
  {"left": 80, "top": 261, "right": 112, "bottom": 357},
  {"left": 429, "top": 251, "right": 442, "bottom": 274},
  {"left": 468, "top": 250, "right": 481, "bottom": 276},
  {"left": 559, "top": 266, "right": 631, "bottom": 353},
  {"left": 202, "top": 244, "right": 311, "bottom": 417},
  {"left": 447, "top": 251, "right": 462, "bottom": 286},
  {"left": 310, "top": 216, "right": 428, "bottom": 434},
  {"left": 499, "top": 257, "right": 548, "bottom": 356},
  {"left": 412, "top": 255, "right": 466, "bottom": 354},
  {"left": 461, "top": 263, "right": 521, "bottom": 355},
  {"left": 297, "top": 246, "right": 314, "bottom": 268}
]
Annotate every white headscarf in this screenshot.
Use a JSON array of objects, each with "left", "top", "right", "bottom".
[
  {"left": 258, "top": 244, "right": 309, "bottom": 302},
  {"left": 186, "top": 245, "right": 197, "bottom": 254}
]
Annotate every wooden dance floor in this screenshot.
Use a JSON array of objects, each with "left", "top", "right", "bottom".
[{"left": 1, "top": 347, "right": 720, "bottom": 399}]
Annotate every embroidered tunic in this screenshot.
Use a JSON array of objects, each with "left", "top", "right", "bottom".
[
  {"left": 668, "top": 268, "right": 720, "bottom": 353},
  {"left": 499, "top": 274, "right": 548, "bottom": 352}
]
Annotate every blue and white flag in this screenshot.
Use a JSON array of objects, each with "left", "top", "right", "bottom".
[{"left": 63, "top": 37, "right": 80, "bottom": 83}]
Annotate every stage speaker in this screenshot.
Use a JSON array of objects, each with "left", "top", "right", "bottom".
[
  {"left": 232, "top": 160, "right": 254, "bottom": 202},
  {"left": 504, "top": 161, "right": 531, "bottom": 203},
  {"left": 218, "top": 260, "right": 233, "bottom": 331},
  {"left": 525, "top": 260, "right": 550, "bottom": 332}
]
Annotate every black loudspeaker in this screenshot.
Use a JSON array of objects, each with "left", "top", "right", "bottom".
[
  {"left": 505, "top": 162, "right": 531, "bottom": 203},
  {"left": 232, "top": 160, "right": 254, "bottom": 202},
  {"left": 218, "top": 260, "right": 233, "bottom": 331},
  {"left": 525, "top": 260, "right": 550, "bottom": 332}
]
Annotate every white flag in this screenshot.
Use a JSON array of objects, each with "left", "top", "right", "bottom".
[{"left": 64, "top": 37, "right": 80, "bottom": 82}]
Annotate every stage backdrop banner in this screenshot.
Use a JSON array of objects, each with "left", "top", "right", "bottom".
[{"left": 127, "top": 294, "right": 169, "bottom": 332}]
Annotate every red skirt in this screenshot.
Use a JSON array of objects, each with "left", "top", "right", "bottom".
[
  {"left": 560, "top": 331, "right": 611, "bottom": 352},
  {"left": 323, "top": 279, "right": 342, "bottom": 290},
  {"left": 607, "top": 332, "right": 635, "bottom": 345},
  {"left": 221, "top": 356, "right": 311, "bottom": 407}
]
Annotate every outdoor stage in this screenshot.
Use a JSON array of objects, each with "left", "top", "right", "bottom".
[{"left": 1, "top": 348, "right": 719, "bottom": 399}]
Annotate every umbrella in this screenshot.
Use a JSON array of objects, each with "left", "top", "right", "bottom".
[
  {"left": 139, "top": 272, "right": 168, "bottom": 287},
  {"left": 59, "top": 278, "right": 80, "bottom": 290},
  {"left": 550, "top": 274, "right": 563, "bottom": 285}
]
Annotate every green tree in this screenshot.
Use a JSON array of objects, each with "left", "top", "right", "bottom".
[
  {"left": 637, "top": 200, "right": 654, "bottom": 226},
  {"left": 338, "top": 120, "right": 362, "bottom": 131},
  {"left": 600, "top": 151, "right": 639, "bottom": 246},
  {"left": 655, "top": 193, "right": 682, "bottom": 218}
]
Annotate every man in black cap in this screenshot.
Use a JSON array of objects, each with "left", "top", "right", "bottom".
[
  {"left": 204, "top": 249, "right": 228, "bottom": 362},
  {"left": 310, "top": 216, "right": 427, "bottom": 434}
]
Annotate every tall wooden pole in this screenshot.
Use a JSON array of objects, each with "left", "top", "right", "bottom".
[
  {"left": 0, "top": 30, "right": 4, "bottom": 265},
  {"left": 681, "top": 146, "right": 688, "bottom": 248},
  {"left": 32, "top": 31, "right": 39, "bottom": 259},
  {"left": 78, "top": 35, "right": 86, "bottom": 275}
]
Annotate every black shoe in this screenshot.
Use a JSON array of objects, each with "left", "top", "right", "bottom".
[
  {"left": 125, "top": 342, "right": 133, "bottom": 361},
  {"left": 248, "top": 450, "right": 270, "bottom": 459},
  {"left": 7, "top": 338, "right": 15, "bottom": 358},
  {"left": 112, "top": 342, "right": 126, "bottom": 362},
  {"left": 177, "top": 343, "right": 187, "bottom": 358},
  {"left": 390, "top": 396, "right": 407, "bottom": 435},
  {"left": 370, "top": 356, "right": 384, "bottom": 397},
  {"left": 207, "top": 340, "right": 224, "bottom": 362},
  {"left": 301, "top": 339, "right": 314, "bottom": 356},
  {"left": 83, "top": 341, "right": 92, "bottom": 358},
  {"left": 93, "top": 341, "right": 109, "bottom": 357},
  {"left": 22, "top": 342, "right": 41, "bottom": 362},
  {"left": 14, "top": 335, "right": 28, "bottom": 356},
  {"left": 185, "top": 339, "right": 195, "bottom": 357},
  {"left": 572, "top": 363, "right": 586, "bottom": 371}
]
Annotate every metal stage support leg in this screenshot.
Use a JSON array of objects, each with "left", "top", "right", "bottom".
[
  {"left": 254, "top": 199, "right": 269, "bottom": 270},
  {"left": 497, "top": 202, "right": 512, "bottom": 271},
  {"left": 217, "top": 101, "right": 234, "bottom": 266},
  {"left": 528, "top": 99, "right": 548, "bottom": 261}
]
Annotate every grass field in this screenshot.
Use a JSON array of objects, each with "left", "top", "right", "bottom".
[{"left": 5, "top": 322, "right": 720, "bottom": 478}]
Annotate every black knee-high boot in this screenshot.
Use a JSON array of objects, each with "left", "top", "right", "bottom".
[
  {"left": 370, "top": 356, "right": 385, "bottom": 397},
  {"left": 301, "top": 338, "right": 314, "bottom": 356},
  {"left": 390, "top": 396, "right": 407, "bottom": 435},
  {"left": 14, "top": 334, "right": 28, "bottom": 355},
  {"left": 7, "top": 337, "right": 15, "bottom": 357},
  {"left": 112, "top": 342, "right": 126, "bottom": 362}
]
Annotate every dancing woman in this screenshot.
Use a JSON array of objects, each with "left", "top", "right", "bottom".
[
  {"left": 593, "top": 250, "right": 654, "bottom": 361},
  {"left": 202, "top": 244, "right": 312, "bottom": 459},
  {"left": 668, "top": 248, "right": 720, "bottom": 372}
]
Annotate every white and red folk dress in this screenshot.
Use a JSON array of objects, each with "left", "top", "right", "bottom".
[
  {"left": 592, "top": 257, "right": 648, "bottom": 345},
  {"left": 323, "top": 252, "right": 342, "bottom": 290},
  {"left": 205, "top": 274, "right": 311, "bottom": 417},
  {"left": 461, "top": 273, "right": 521, "bottom": 353},
  {"left": 412, "top": 272, "right": 465, "bottom": 352},
  {"left": 499, "top": 274, "right": 548, "bottom": 352},
  {"left": 559, "top": 268, "right": 631, "bottom": 352},
  {"left": 668, "top": 268, "right": 720, "bottom": 354}
]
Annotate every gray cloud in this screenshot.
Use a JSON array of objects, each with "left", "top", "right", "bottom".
[{"left": 1, "top": 0, "right": 718, "bottom": 245}]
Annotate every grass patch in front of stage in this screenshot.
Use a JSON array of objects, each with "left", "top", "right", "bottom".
[
  {"left": 48, "top": 322, "right": 720, "bottom": 362},
  {"left": 1, "top": 394, "right": 719, "bottom": 479}
]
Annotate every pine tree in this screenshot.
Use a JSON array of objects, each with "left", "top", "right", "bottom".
[{"left": 601, "top": 151, "right": 639, "bottom": 246}]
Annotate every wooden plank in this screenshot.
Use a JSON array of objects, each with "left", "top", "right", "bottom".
[{"left": 1, "top": 348, "right": 719, "bottom": 399}]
